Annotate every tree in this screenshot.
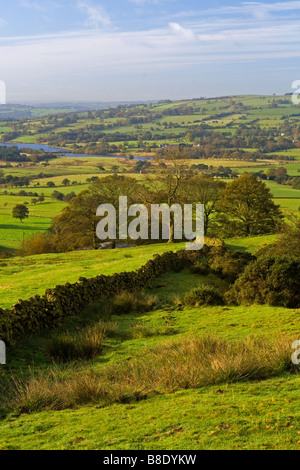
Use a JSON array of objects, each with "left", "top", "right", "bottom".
[
  {"left": 275, "top": 167, "right": 287, "bottom": 177},
  {"left": 51, "top": 176, "right": 145, "bottom": 251},
  {"left": 47, "top": 181, "right": 55, "bottom": 188},
  {"left": 217, "top": 174, "right": 283, "bottom": 236},
  {"left": 62, "top": 178, "right": 71, "bottom": 186},
  {"left": 149, "top": 149, "right": 192, "bottom": 243},
  {"left": 182, "top": 176, "right": 226, "bottom": 235},
  {"left": 51, "top": 191, "right": 64, "bottom": 201},
  {"left": 12, "top": 204, "right": 29, "bottom": 223}
]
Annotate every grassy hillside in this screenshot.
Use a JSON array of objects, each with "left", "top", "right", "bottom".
[
  {"left": 0, "top": 243, "right": 186, "bottom": 309},
  {"left": 0, "top": 259, "right": 299, "bottom": 450},
  {"left": 0, "top": 96, "right": 299, "bottom": 451},
  {"left": 1, "top": 376, "right": 299, "bottom": 450},
  {"left": 0, "top": 234, "right": 277, "bottom": 310}
]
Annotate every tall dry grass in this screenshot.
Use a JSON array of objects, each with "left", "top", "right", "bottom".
[
  {"left": 109, "top": 291, "right": 157, "bottom": 315},
  {"left": 47, "top": 321, "right": 118, "bottom": 363},
  {"left": 4, "top": 335, "right": 294, "bottom": 414}
]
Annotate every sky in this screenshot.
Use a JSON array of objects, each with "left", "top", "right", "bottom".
[{"left": 0, "top": 0, "right": 299, "bottom": 103}]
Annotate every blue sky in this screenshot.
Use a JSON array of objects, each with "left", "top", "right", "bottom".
[{"left": 0, "top": 0, "right": 299, "bottom": 102}]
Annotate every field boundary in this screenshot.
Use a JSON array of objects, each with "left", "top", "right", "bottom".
[{"left": 0, "top": 249, "right": 203, "bottom": 344}]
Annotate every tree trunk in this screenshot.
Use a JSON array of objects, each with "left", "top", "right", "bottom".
[{"left": 168, "top": 214, "right": 174, "bottom": 244}]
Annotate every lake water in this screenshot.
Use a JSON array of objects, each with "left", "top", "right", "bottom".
[{"left": 0, "top": 142, "right": 147, "bottom": 160}]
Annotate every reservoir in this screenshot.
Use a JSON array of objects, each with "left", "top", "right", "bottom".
[{"left": 0, "top": 142, "right": 147, "bottom": 160}]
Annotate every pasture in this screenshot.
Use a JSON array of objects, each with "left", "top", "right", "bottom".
[{"left": 0, "top": 246, "right": 299, "bottom": 450}]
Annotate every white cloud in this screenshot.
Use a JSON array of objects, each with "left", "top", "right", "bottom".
[
  {"left": 77, "top": 0, "right": 111, "bottom": 28},
  {"left": 169, "top": 23, "right": 198, "bottom": 43},
  {"left": 1, "top": 19, "right": 299, "bottom": 74},
  {"left": 237, "top": 2, "right": 300, "bottom": 20}
]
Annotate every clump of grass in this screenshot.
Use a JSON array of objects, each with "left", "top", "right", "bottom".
[
  {"left": 131, "top": 322, "right": 158, "bottom": 339},
  {"left": 47, "top": 323, "right": 107, "bottom": 363},
  {"left": 109, "top": 291, "right": 157, "bottom": 315},
  {"left": 8, "top": 335, "right": 295, "bottom": 414},
  {"left": 104, "top": 321, "right": 119, "bottom": 338},
  {"left": 131, "top": 322, "right": 177, "bottom": 339},
  {"left": 183, "top": 285, "right": 224, "bottom": 307}
]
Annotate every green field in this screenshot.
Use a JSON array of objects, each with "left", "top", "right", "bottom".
[
  {"left": 0, "top": 155, "right": 298, "bottom": 253},
  {"left": 0, "top": 196, "right": 67, "bottom": 250},
  {"left": 0, "top": 243, "right": 187, "bottom": 308},
  {"left": 1, "top": 375, "right": 299, "bottom": 450},
  {"left": 0, "top": 247, "right": 299, "bottom": 450},
  {"left": 4, "top": 94, "right": 300, "bottom": 153}
]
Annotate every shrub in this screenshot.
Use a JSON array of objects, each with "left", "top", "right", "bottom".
[
  {"left": 189, "top": 260, "right": 210, "bottom": 275},
  {"left": 259, "top": 216, "right": 300, "bottom": 260},
  {"left": 209, "top": 248, "right": 255, "bottom": 282},
  {"left": 228, "top": 256, "right": 300, "bottom": 308},
  {"left": 131, "top": 322, "right": 159, "bottom": 339},
  {"left": 184, "top": 285, "right": 224, "bottom": 307},
  {"left": 103, "top": 321, "right": 119, "bottom": 338},
  {"left": 20, "top": 233, "right": 56, "bottom": 256}
]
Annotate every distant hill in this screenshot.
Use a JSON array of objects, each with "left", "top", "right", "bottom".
[{"left": 0, "top": 101, "right": 159, "bottom": 120}]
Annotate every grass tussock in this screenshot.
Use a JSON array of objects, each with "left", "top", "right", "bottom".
[
  {"left": 5, "top": 334, "right": 295, "bottom": 414},
  {"left": 47, "top": 321, "right": 118, "bottom": 363},
  {"left": 109, "top": 291, "right": 157, "bottom": 315},
  {"left": 131, "top": 322, "right": 177, "bottom": 339}
]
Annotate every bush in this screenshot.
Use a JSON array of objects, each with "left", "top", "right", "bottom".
[
  {"left": 209, "top": 248, "right": 255, "bottom": 282},
  {"left": 189, "top": 260, "right": 210, "bottom": 275},
  {"left": 131, "top": 322, "right": 177, "bottom": 339},
  {"left": 228, "top": 256, "right": 300, "bottom": 308},
  {"left": 103, "top": 321, "right": 119, "bottom": 338},
  {"left": 20, "top": 233, "right": 56, "bottom": 256},
  {"left": 184, "top": 285, "right": 224, "bottom": 307},
  {"left": 131, "top": 322, "right": 159, "bottom": 339},
  {"left": 259, "top": 216, "right": 300, "bottom": 260}
]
